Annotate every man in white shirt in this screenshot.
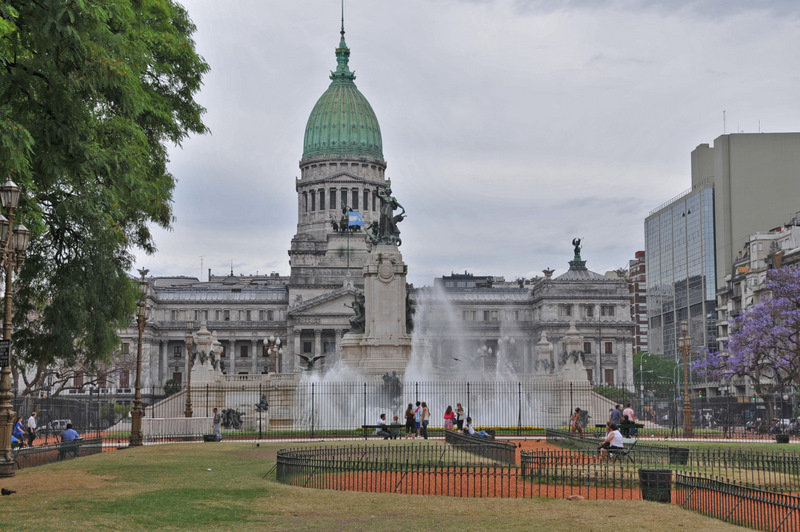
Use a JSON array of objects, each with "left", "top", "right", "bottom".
[
  {"left": 375, "top": 413, "right": 391, "bottom": 439},
  {"left": 27, "top": 412, "right": 37, "bottom": 447}
]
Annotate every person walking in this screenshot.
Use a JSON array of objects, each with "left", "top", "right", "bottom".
[
  {"left": 455, "top": 403, "right": 465, "bottom": 431},
  {"left": 212, "top": 407, "right": 222, "bottom": 441},
  {"left": 609, "top": 404, "right": 622, "bottom": 425},
  {"left": 420, "top": 401, "right": 430, "bottom": 439},
  {"left": 570, "top": 407, "right": 584, "bottom": 437},
  {"left": 26, "top": 412, "right": 37, "bottom": 447}
]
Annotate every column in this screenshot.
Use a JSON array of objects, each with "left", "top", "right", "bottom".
[
  {"left": 184, "top": 340, "right": 190, "bottom": 383},
  {"left": 334, "top": 329, "right": 343, "bottom": 353},
  {"left": 228, "top": 340, "right": 235, "bottom": 375},
  {"left": 159, "top": 340, "right": 167, "bottom": 386},
  {"left": 251, "top": 339, "right": 258, "bottom": 374},
  {"left": 292, "top": 328, "right": 301, "bottom": 373}
]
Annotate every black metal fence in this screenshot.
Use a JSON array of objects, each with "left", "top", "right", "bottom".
[
  {"left": 10, "top": 380, "right": 800, "bottom": 444},
  {"left": 676, "top": 473, "right": 800, "bottom": 532}
]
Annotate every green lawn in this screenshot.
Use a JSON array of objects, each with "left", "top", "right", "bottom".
[{"left": 0, "top": 441, "right": 750, "bottom": 531}]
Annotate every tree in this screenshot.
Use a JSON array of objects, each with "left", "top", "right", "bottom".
[
  {"left": 694, "top": 266, "right": 800, "bottom": 419},
  {"left": 634, "top": 351, "right": 678, "bottom": 398},
  {"left": 0, "top": 0, "right": 208, "bottom": 393}
]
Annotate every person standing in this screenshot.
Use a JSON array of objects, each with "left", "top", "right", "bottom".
[
  {"left": 570, "top": 407, "right": 584, "bottom": 437},
  {"left": 404, "top": 403, "right": 415, "bottom": 439},
  {"left": 212, "top": 408, "right": 222, "bottom": 442},
  {"left": 420, "top": 401, "right": 430, "bottom": 440},
  {"left": 609, "top": 404, "right": 622, "bottom": 425},
  {"left": 26, "top": 412, "right": 37, "bottom": 447},
  {"left": 443, "top": 405, "right": 455, "bottom": 430},
  {"left": 455, "top": 403, "right": 465, "bottom": 431},
  {"left": 414, "top": 401, "right": 422, "bottom": 438}
]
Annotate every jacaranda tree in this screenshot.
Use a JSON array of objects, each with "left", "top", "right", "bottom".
[
  {"left": 0, "top": 0, "right": 208, "bottom": 394},
  {"left": 694, "top": 265, "right": 800, "bottom": 419}
]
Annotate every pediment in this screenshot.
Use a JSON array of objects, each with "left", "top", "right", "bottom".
[
  {"left": 290, "top": 287, "right": 360, "bottom": 317},
  {"left": 324, "top": 172, "right": 368, "bottom": 185}
]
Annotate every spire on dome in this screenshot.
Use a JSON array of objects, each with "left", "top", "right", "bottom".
[{"left": 331, "top": 1, "right": 355, "bottom": 82}]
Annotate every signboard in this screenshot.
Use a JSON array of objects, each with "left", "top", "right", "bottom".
[
  {"left": 737, "top": 266, "right": 750, "bottom": 274},
  {"left": 0, "top": 339, "right": 9, "bottom": 367}
]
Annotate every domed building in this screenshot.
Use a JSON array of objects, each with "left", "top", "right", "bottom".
[{"left": 107, "top": 23, "right": 634, "bottom": 396}]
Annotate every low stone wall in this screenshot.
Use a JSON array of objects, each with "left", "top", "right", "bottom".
[{"left": 444, "top": 430, "right": 516, "bottom": 465}]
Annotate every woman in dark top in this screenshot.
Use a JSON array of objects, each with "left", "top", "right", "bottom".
[{"left": 404, "top": 403, "right": 415, "bottom": 439}]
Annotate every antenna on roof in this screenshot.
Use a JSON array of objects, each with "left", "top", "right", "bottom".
[
  {"left": 200, "top": 256, "right": 204, "bottom": 281},
  {"left": 341, "top": 0, "right": 345, "bottom": 36},
  {"left": 230, "top": 259, "right": 233, "bottom": 276}
]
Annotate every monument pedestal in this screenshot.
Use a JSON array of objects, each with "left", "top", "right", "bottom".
[{"left": 340, "top": 244, "right": 411, "bottom": 376}]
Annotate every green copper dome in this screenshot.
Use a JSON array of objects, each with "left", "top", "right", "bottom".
[{"left": 302, "top": 28, "right": 383, "bottom": 161}]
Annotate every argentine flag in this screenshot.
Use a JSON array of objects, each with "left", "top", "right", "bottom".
[{"left": 348, "top": 211, "right": 364, "bottom": 227}]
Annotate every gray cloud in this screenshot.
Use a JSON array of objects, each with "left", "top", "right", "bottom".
[{"left": 133, "top": 0, "right": 800, "bottom": 286}]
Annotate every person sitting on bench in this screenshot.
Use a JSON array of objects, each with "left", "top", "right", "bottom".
[
  {"left": 375, "top": 414, "right": 392, "bottom": 439},
  {"left": 465, "top": 417, "right": 493, "bottom": 439},
  {"left": 598, "top": 422, "right": 623, "bottom": 459},
  {"left": 61, "top": 423, "right": 80, "bottom": 443}
]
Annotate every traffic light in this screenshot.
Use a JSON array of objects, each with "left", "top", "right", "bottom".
[
  {"left": 752, "top": 396, "right": 757, "bottom": 402},
  {"left": 698, "top": 391, "right": 703, "bottom": 398}
]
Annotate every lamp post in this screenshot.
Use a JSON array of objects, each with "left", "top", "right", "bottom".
[
  {"left": 184, "top": 319, "right": 194, "bottom": 418},
  {"left": 265, "top": 335, "right": 282, "bottom": 374},
  {"left": 678, "top": 320, "right": 694, "bottom": 437},
  {"left": 130, "top": 268, "right": 149, "bottom": 447},
  {"left": 0, "top": 178, "right": 30, "bottom": 478}
]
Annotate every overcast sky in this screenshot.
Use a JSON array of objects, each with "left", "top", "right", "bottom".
[{"left": 132, "top": 0, "right": 800, "bottom": 286}]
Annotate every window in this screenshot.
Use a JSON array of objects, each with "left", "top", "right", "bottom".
[
  {"left": 319, "top": 188, "right": 325, "bottom": 210},
  {"left": 583, "top": 342, "right": 592, "bottom": 354},
  {"left": 173, "top": 345, "right": 182, "bottom": 358},
  {"left": 303, "top": 192, "right": 308, "bottom": 212},
  {"left": 240, "top": 345, "right": 249, "bottom": 358},
  {"left": 303, "top": 341, "right": 313, "bottom": 354},
  {"left": 604, "top": 342, "right": 613, "bottom": 354},
  {"left": 330, "top": 189, "right": 336, "bottom": 210},
  {"left": 372, "top": 190, "right": 377, "bottom": 211},
  {"left": 224, "top": 310, "right": 230, "bottom": 321},
  {"left": 352, "top": 189, "right": 358, "bottom": 210},
  {"left": 482, "top": 310, "right": 497, "bottom": 321},
  {"left": 561, "top": 304, "right": 573, "bottom": 317},
  {"left": 220, "top": 345, "right": 227, "bottom": 358},
  {"left": 484, "top": 310, "right": 490, "bottom": 321},
  {"left": 514, "top": 310, "right": 520, "bottom": 321},
  {"left": 239, "top": 310, "right": 251, "bottom": 321},
  {"left": 170, "top": 310, "right": 179, "bottom": 320},
  {"left": 462, "top": 310, "right": 476, "bottom": 321},
  {"left": 172, "top": 372, "right": 182, "bottom": 383},
  {"left": 310, "top": 190, "right": 316, "bottom": 211},
  {"left": 601, "top": 305, "right": 615, "bottom": 317},
  {"left": 97, "top": 373, "right": 106, "bottom": 388},
  {"left": 194, "top": 310, "right": 208, "bottom": 321},
  {"left": 268, "top": 310, "right": 274, "bottom": 321},
  {"left": 119, "top": 370, "right": 130, "bottom": 388},
  {"left": 604, "top": 369, "right": 614, "bottom": 385},
  {"left": 323, "top": 341, "right": 335, "bottom": 353},
  {"left": 121, "top": 343, "right": 130, "bottom": 355},
  {"left": 363, "top": 190, "right": 368, "bottom": 211},
  {"left": 586, "top": 369, "right": 593, "bottom": 383},
  {"left": 73, "top": 371, "right": 83, "bottom": 387},
  {"left": 586, "top": 305, "right": 594, "bottom": 317}
]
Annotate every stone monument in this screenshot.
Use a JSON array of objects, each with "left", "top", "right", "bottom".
[{"left": 340, "top": 186, "right": 412, "bottom": 375}]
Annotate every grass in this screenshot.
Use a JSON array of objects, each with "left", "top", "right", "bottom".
[{"left": 0, "top": 440, "right": 751, "bottom": 532}]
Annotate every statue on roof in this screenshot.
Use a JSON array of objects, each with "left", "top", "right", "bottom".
[
  {"left": 344, "top": 292, "right": 366, "bottom": 334},
  {"left": 572, "top": 238, "right": 582, "bottom": 261}
]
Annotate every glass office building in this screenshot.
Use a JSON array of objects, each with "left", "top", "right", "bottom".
[{"left": 645, "top": 187, "right": 717, "bottom": 360}]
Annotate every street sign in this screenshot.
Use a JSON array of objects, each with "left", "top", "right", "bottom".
[{"left": 0, "top": 339, "right": 9, "bottom": 367}]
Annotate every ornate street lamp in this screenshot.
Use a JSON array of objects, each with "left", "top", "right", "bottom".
[
  {"left": 0, "top": 178, "right": 30, "bottom": 478},
  {"left": 130, "top": 268, "right": 150, "bottom": 447},
  {"left": 184, "top": 319, "right": 194, "bottom": 417},
  {"left": 265, "top": 335, "right": 282, "bottom": 374},
  {"left": 678, "top": 321, "right": 694, "bottom": 437}
]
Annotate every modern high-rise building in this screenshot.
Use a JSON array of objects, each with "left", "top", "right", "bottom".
[
  {"left": 646, "top": 133, "right": 800, "bottom": 360},
  {"left": 627, "top": 251, "right": 647, "bottom": 354}
]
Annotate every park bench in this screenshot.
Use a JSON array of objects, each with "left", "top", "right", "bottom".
[
  {"left": 608, "top": 438, "right": 637, "bottom": 463},
  {"left": 58, "top": 437, "right": 83, "bottom": 460},
  {"left": 360, "top": 424, "right": 403, "bottom": 439}
]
